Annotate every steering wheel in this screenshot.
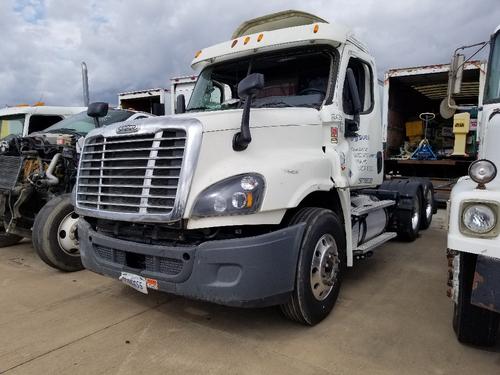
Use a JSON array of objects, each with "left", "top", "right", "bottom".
[{"left": 298, "top": 88, "right": 326, "bottom": 96}]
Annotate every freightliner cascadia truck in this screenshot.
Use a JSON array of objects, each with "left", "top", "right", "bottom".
[
  {"left": 447, "top": 25, "right": 500, "bottom": 346},
  {"left": 72, "top": 10, "right": 435, "bottom": 325}
]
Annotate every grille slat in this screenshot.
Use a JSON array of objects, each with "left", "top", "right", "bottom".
[{"left": 77, "top": 129, "right": 186, "bottom": 215}]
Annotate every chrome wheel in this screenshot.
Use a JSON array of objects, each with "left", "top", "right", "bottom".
[
  {"left": 411, "top": 196, "right": 420, "bottom": 231},
  {"left": 57, "top": 212, "right": 80, "bottom": 256},
  {"left": 424, "top": 189, "right": 433, "bottom": 221},
  {"left": 310, "top": 234, "right": 340, "bottom": 301}
]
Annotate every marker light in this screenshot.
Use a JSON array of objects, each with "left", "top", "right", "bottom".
[
  {"left": 231, "top": 39, "right": 238, "bottom": 48},
  {"left": 257, "top": 33, "right": 264, "bottom": 42},
  {"left": 244, "top": 36, "right": 250, "bottom": 45},
  {"left": 313, "top": 24, "right": 319, "bottom": 33},
  {"left": 469, "top": 159, "right": 497, "bottom": 187},
  {"left": 194, "top": 50, "right": 202, "bottom": 58}
]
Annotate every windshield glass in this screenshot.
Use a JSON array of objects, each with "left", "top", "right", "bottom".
[
  {"left": 0, "top": 114, "right": 25, "bottom": 138},
  {"left": 187, "top": 47, "right": 333, "bottom": 112},
  {"left": 485, "top": 32, "right": 500, "bottom": 103},
  {"left": 44, "top": 109, "right": 135, "bottom": 135}
]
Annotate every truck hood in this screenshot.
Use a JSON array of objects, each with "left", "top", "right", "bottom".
[{"left": 177, "top": 107, "right": 321, "bottom": 132}]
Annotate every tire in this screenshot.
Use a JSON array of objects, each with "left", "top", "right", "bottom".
[
  {"left": 281, "top": 207, "right": 346, "bottom": 325},
  {"left": 397, "top": 189, "right": 422, "bottom": 242},
  {"left": 0, "top": 225, "right": 22, "bottom": 247},
  {"left": 453, "top": 252, "right": 499, "bottom": 346},
  {"left": 32, "top": 194, "right": 83, "bottom": 272},
  {"left": 416, "top": 180, "right": 434, "bottom": 230}
]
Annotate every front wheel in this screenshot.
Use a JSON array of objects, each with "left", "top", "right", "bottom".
[
  {"left": 32, "top": 194, "right": 83, "bottom": 272},
  {"left": 453, "top": 252, "right": 499, "bottom": 346},
  {"left": 281, "top": 207, "right": 346, "bottom": 325}
]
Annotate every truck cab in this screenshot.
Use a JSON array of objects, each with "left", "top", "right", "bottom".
[
  {"left": 0, "top": 105, "right": 85, "bottom": 139},
  {"left": 74, "top": 11, "right": 432, "bottom": 325},
  {"left": 447, "top": 25, "right": 500, "bottom": 346}
]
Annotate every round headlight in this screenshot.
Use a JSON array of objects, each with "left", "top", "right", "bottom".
[
  {"left": 462, "top": 204, "right": 496, "bottom": 234},
  {"left": 469, "top": 159, "right": 497, "bottom": 185}
]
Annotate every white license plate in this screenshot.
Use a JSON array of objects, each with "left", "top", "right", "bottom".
[{"left": 119, "top": 272, "right": 148, "bottom": 294}]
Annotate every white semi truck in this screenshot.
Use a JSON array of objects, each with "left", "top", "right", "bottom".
[
  {"left": 73, "top": 10, "right": 435, "bottom": 325},
  {"left": 447, "top": 25, "right": 500, "bottom": 346}
]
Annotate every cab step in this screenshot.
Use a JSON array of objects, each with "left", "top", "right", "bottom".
[
  {"left": 351, "top": 199, "right": 395, "bottom": 217},
  {"left": 353, "top": 232, "right": 397, "bottom": 258}
]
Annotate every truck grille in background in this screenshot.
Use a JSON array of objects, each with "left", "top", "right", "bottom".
[
  {"left": 77, "top": 129, "right": 186, "bottom": 215},
  {"left": 0, "top": 156, "right": 23, "bottom": 191}
]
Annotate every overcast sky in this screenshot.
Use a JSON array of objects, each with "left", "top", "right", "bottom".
[{"left": 1, "top": 0, "right": 499, "bottom": 107}]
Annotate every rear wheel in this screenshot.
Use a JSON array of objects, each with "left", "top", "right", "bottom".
[
  {"left": 453, "top": 252, "right": 499, "bottom": 346},
  {"left": 32, "top": 194, "right": 83, "bottom": 272},
  {"left": 0, "top": 225, "right": 22, "bottom": 248},
  {"left": 397, "top": 190, "right": 422, "bottom": 242},
  {"left": 281, "top": 207, "right": 346, "bottom": 325},
  {"left": 419, "top": 181, "right": 434, "bottom": 230}
]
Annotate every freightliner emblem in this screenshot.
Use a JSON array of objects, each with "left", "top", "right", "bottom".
[{"left": 116, "top": 124, "right": 139, "bottom": 134}]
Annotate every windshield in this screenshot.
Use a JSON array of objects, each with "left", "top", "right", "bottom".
[
  {"left": 0, "top": 114, "right": 25, "bottom": 138},
  {"left": 485, "top": 31, "right": 500, "bottom": 103},
  {"left": 187, "top": 47, "right": 333, "bottom": 112},
  {"left": 44, "top": 109, "right": 135, "bottom": 135}
]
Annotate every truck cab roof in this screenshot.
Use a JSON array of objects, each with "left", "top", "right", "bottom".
[
  {"left": 0, "top": 106, "right": 85, "bottom": 117},
  {"left": 191, "top": 10, "right": 366, "bottom": 69}
]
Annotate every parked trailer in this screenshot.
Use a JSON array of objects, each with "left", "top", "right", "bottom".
[
  {"left": 383, "top": 61, "right": 486, "bottom": 204},
  {"left": 71, "top": 10, "right": 435, "bottom": 325},
  {"left": 118, "top": 76, "right": 197, "bottom": 116}
]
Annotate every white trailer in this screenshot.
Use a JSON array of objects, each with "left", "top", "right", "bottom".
[
  {"left": 72, "top": 10, "right": 435, "bottom": 325},
  {"left": 117, "top": 76, "right": 197, "bottom": 116}
]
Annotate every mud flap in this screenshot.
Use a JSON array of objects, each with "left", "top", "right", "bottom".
[{"left": 471, "top": 255, "right": 500, "bottom": 313}]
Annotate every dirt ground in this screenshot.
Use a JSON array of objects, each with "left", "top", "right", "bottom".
[{"left": 1, "top": 210, "right": 500, "bottom": 374}]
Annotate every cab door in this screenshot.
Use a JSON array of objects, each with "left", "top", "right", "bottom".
[{"left": 341, "top": 49, "right": 383, "bottom": 188}]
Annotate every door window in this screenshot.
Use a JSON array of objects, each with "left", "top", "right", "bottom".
[{"left": 343, "top": 58, "right": 373, "bottom": 114}]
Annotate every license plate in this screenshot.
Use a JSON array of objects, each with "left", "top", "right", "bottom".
[{"left": 119, "top": 272, "right": 148, "bottom": 294}]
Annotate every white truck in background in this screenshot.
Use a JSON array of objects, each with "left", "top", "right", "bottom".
[
  {"left": 447, "top": 25, "right": 500, "bottom": 346},
  {"left": 72, "top": 10, "right": 435, "bottom": 325},
  {"left": 117, "top": 76, "right": 197, "bottom": 116},
  {"left": 0, "top": 105, "right": 84, "bottom": 139}
]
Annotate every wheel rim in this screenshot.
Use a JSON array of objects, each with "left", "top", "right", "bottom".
[
  {"left": 412, "top": 196, "right": 420, "bottom": 231},
  {"left": 310, "top": 234, "right": 340, "bottom": 301},
  {"left": 57, "top": 211, "right": 80, "bottom": 256},
  {"left": 424, "top": 189, "right": 433, "bottom": 221}
]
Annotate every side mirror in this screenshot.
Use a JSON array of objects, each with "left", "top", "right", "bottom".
[
  {"left": 345, "top": 68, "right": 361, "bottom": 137},
  {"left": 175, "top": 94, "right": 186, "bottom": 114},
  {"left": 233, "top": 73, "right": 265, "bottom": 151},
  {"left": 449, "top": 53, "right": 465, "bottom": 95},
  {"left": 238, "top": 73, "right": 265, "bottom": 99},
  {"left": 87, "top": 102, "right": 109, "bottom": 118}
]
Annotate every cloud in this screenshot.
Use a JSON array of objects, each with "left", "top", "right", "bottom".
[{"left": 0, "top": 0, "right": 498, "bottom": 107}]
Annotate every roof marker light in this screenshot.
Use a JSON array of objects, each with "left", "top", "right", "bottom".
[
  {"left": 231, "top": 39, "right": 238, "bottom": 48},
  {"left": 194, "top": 50, "right": 202, "bottom": 58},
  {"left": 313, "top": 24, "right": 319, "bottom": 33},
  {"left": 244, "top": 36, "right": 250, "bottom": 45},
  {"left": 257, "top": 33, "right": 264, "bottom": 42}
]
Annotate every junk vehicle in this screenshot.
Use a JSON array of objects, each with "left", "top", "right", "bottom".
[
  {"left": 0, "top": 105, "right": 84, "bottom": 139},
  {"left": 0, "top": 106, "right": 152, "bottom": 271},
  {"left": 447, "top": 25, "right": 500, "bottom": 346},
  {"left": 118, "top": 76, "right": 197, "bottom": 116},
  {"left": 383, "top": 61, "right": 486, "bottom": 204},
  {"left": 72, "top": 10, "right": 435, "bottom": 325}
]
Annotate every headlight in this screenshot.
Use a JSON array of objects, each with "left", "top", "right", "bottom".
[
  {"left": 462, "top": 204, "right": 496, "bottom": 234},
  {"left": 191, "top": 174, "right": 265, "bottom": 217},
  {"left": 469, "top": 159, "right": 497, "bottom": 186}
]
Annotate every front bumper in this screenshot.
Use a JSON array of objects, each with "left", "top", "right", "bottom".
[{"left": 79, "top": 219, "right": 305, "bottom": 307}]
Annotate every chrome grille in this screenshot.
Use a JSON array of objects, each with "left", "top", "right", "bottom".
[{"left": 77, "top": 129, "right": 186, "bottom": 216}]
